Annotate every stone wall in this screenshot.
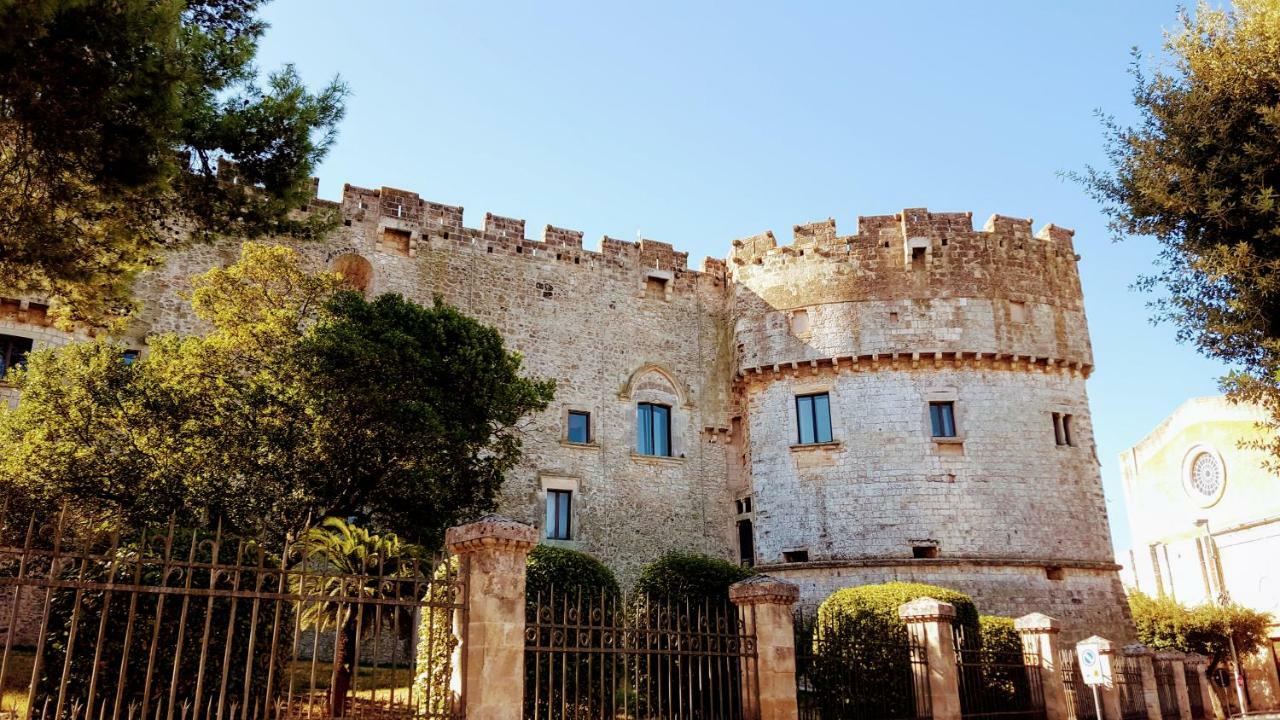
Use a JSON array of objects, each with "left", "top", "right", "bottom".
[{"left": 0, "top": 186, "right": 1130, "bottom": 637}]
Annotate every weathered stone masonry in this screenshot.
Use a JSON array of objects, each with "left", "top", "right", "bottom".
[{"left": 2, "top": 186, "right": 1132, "bottom": 642}]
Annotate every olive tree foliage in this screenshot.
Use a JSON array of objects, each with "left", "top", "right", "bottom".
[
  {"left": 0, "top": 243, "right": 555, "bottom": 548},
  {"left": 1129, "top": 591, "right": 1273, "bottom": 673},
  {"left": 1078, "top": 0, "right": 1280, "bottom": 465},
  {"left": 0, "top": 0, "right": 347, "bottom": 327}
]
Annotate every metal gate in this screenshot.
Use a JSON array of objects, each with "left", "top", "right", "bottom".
[
  {"left": 523, "top": 588, "right": 757, "bottom": 719},
  {"left": 1114, "top": 656, "right": 1147, "bottom": 720},
  {"left": 794, "top": 614, "right": 931, "bottom": 720},
  {"left": 953, "top": 628, "right": 1045, "bottom": 720},
  {"left": 0, "top": 509, "right": 465, "bottom": 720},
  {"left": 1153, "top": 660, "right": 1179, "bottom": 720},
  {"left": 1058, "top": 649, "right": 1097, "bottom": 720}
]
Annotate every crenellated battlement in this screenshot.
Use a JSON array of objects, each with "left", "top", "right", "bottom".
[
  {"left": 727, "top": 208, "right": 1077, "bottom": 270},
  {"left": 336, "top": 184, "right": 722, "bottom": 281}
]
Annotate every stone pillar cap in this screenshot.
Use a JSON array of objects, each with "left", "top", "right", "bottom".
[
  {"left": 1122, "top": 643, "right": 1153, "bottom": 657},
  {"left": 1077, "top": 636, "right": 1115, "bottom": 653},
  {"left": 445, "top": 514, "right": 538, "bottom": 554},
  {"left": 898, "top": 596, "right": 956, "bottom": 621},
  {"left": 728, "top": 575, "right": 800, "bottom": 606},
  {"left": 1183, "top": 653, "right": 1208, "bottom": 665},
  {"left": 1154, "top": 650, "right": 1187, "bottom": 661},
  {"left": 1014, "top": 612, "right": 1061, "bottom": 633}
]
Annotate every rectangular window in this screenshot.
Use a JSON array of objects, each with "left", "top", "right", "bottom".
[
  {"left": 796, "top": 393, "right": 833, "bottom": 444},
  {"left": 637, "top": 403, "right": 672, "bottom": 457},
  {"left": 929, "top": 401, "right": 956, "bottom": 438},
  {"left": 546, "top": 489, "right": 572, "bottom": 540},
  {"left": 567, "top": 411, "right": 590, "bottom": 444},
  {"left": 0, "top": 334, "right": 33, "bottom": 376},
  {"left": 1053, "top": 412, "right": 1074, "bottom": 446}
]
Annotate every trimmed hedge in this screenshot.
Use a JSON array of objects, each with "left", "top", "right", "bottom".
[
  {"left": 526, "top": 544, "right": 620, "bottom": 604},
  {"left": 631, "top": 551, "right": 754, "bottom": 605},
  {"left": 816, "top": 581, "right": 980, "bottom": 645}
]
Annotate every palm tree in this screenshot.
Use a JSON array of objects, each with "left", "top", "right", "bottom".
[{"left": 291, "top": 517, "right": 425, "bottom": 717}]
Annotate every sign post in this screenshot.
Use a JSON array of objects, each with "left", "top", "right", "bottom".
[{"left": 1079, "top": 642, "right": 1109, "bottom": 720}]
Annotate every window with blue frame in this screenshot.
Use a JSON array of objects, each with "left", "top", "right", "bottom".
[
  {"left": 796, "top": 393, "right": 833, "bottom": 444},
  {"left": 546, "top": 489, "right": 572, "bottom": 540},
  {"left": 636, "top": 402, "right": 672, "bottom": 457},
  {"left": 567, "top": 410, "right": 590, "bottom": 444},
  {"left": 929, "top": 401, "right": 957, "bottom": 438}
]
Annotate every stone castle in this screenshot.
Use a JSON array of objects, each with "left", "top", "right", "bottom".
[{"left": 0, "top": 181, "right": 1132, "bottom": 641}]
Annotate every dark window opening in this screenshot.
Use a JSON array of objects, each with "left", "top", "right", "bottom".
[
  {"left": 0, "top": 335, "right": 33, "bottom": 376},
  {"left": 1045, "top": 566, "right": 1065, "bottom": 581},
  {"left": 737, "top": 519, "right": 755, "bottom": 567},
  {"left": 796, "top": 393, "right": 833, "bottom": 444},
  {"left": 929, "top": 401, "right": 956, "bottom": 438},
  {"left": 122, "top": 349, "right": 140, "bottom": 366},
  {"left": 546, "top": 489, "right": 572, "bottom": 540},
  {"left": 379, "top": 228, "right": 411, "bottom": 256},
  {"left": 912, "top": 545, "right": 940, "bottom": 559},
  {"left": 783, "top": 549, "right": 809, "bottom": 563},
  {"left": 1062, "top": 414, "right": 1073, "bottom": 446},
  {"left": 637, "top": 402, "right": 672, "bottom": 457},
  {"left": 645, "top": 276, "right": 668, "bottom": 300},
  {"left": 911, "top": 246, "right": 927, "bottom": 268},
  {"left": 567, "top": 411, "right": 591, "bottom": 444}
]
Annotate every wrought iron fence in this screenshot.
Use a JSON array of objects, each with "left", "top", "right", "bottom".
[
  {"left": 1058, "top": 649, "right": 1097, "bottom": 720},
  {"left": 1153, "top": 660, "right": 1179, "bottom": 720},
  {"left": 794, "top": 612, "right": 931, "bottom": 720},
  {"left": 523, "top": 587, "right": 757, "bottom": 720},
  {"left": 1114, "top": 656, "right": 1147, "bottom": 720},
  {"left": 0, "top": 508, "right": 465, "bottom": 720},
  {"left": 953, "top": 628, "right": 1045, "bottom": 720},
  {"left": 1183, "top": 665, "right": 1204, "bottom": 720}
]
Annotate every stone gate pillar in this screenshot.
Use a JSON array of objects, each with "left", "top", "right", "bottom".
[
  {"left": 1015, "top": 613, "right": 1069, "bottom": 720},
  {"left": 730, "top": 575, "right": 801, "bottom": 720},
  {"left": 1078, "top": 636, "right": 1123, "bottom": 720},
  {"left": 899, "top": 597, "right": 962, "bottom": 720},
  {"left": 445, "top": 514, "right": 538, "bottom": 720}
]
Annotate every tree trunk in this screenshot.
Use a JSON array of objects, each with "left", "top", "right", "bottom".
[{"left": 329, "top": 615, "right": 359, "bottom": 718}]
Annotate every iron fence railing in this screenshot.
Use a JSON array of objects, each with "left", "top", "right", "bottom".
[
  {"left": 794, "top": 613, "right": 931, "bottom": 720},
  {"left": 1153, "top": 660, "right": 1179, "bottom": 720},
  {"left": 1058, "top": 649, "right": 1098, "bottom": 720},
  {"left": 1184, "top": 665, "right": 1204, "bottom": 720},
  {"left": 953, "top": 628, "right": 1045, "bottom": 720},
  {"left": 1114, "top": 656, "right": 1147, "bottom": 720},
  {"left": 0, "top": 508, "right": 465, "bottom": 720},
  {"left": 523, "top": 588, "right": 756, "bottom": 720}
]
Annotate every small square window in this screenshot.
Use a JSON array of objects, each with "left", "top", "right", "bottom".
[
  {"left": 912, "top": 545, "right": 940, "bottom": 559},
  {"left": 1010, "top": 301, "right": 1028, "bottom": 323},
  {"left": 379, "top": 228, "right": 411, "bottom": 256},
  {"left": 782, "top": 549, "right": 809, "bottom": 563},
  {"left": 567, "top": 411, "right": 590, "bottom": 444},
  {"left": 796, "top": 393, "right": 833, "bottom": 445},
  {"left": 121, "top": 349, "right": 140, "bottom": 366},
  {"left": 645, "top": 276, "right": 668, "bottom": 300},
  {"left": 929, "top": 401, "right": 956, "bottom": 438},
  {"left": 546, "top": 489, "right": 572, "bottom": 540}
]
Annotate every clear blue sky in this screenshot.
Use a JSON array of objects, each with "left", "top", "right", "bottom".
[{"left": 255, "top": 0, "right": 1230, "bottom": 554}]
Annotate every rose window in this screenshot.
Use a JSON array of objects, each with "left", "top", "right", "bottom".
[{"left": 1189, "top": 452, "right": 1223, "bottom": 498}]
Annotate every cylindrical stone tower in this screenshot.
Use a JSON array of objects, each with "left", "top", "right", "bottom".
[{"left": 727, "top": 208, "right": 1131, "bottom": 641}]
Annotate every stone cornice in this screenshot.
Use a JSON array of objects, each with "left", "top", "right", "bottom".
[
  {"left": 445, "top": 514, "right": 538, "bottom": 554},
  {"left": 736, "top": 351, "right": 1092, "bottom": 384},
  {"left": 728, "top": 575, "right": 800, "bottom": 606},
  {"left": 756, "top": 556, "right": 1121, "bottom": 573}
]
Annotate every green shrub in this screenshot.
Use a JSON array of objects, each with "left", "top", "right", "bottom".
[
  {"left": 1129, "top": 591, "right": 1273, "bottom": 673},
  {"left": 526, "top": 544, "right": 620, "bottom": 605},
  {"left": 979, "top": 615, "right": 1022, "bottom": 655},
  {"left": 804, "top": 582, "right": 979, "bottom": 719},
  {"left": 816, "top": 581, "right": 980, "bottom": 645},
  {"left": 631, "top": 551, "right": 753, "bottom": 605},
  {"left": 975, "top": 615, "right": 1028, "bottom": 713}
]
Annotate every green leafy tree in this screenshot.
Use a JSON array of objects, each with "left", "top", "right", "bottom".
[
  {"left": 1129, "top": 591, "right": 1273, "bottom": 673},
  {"left": 0, "top": 0, "right": 347, "bottom": 326},
  {"left": 1079, "top": 0, "right": 1280, "bottom": 465},
  {"left": 0, "top": 243, "right": 555, "bottom": 547},
  {"left": 292, "top": 517, "right": 424, "bottom": 718}
]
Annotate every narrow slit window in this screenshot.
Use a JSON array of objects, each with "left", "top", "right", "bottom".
[
  {"left": 546, "top": 490, "right": 572, "bottom": 540},
  {"left": 796, "top": 393, "right": 833, "bottom": 445},
  {"left": 637, "top": 402, "right": 672, "bottom": 457},
  {"left": 929, "top": 401, "right": 956, "bottom": 438},
  {"left": 567, "top": 411, "right": 591, "bottom": 444},
  {"left": 1062, "top": 414, "right": 1073, "bottom": 446},
  {"left": 1053, "top": 412, "right": 1065, "bottom": 445}
]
